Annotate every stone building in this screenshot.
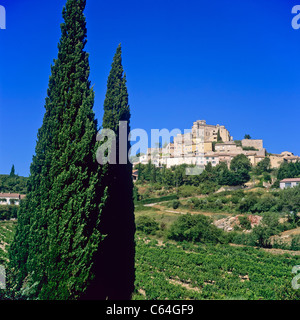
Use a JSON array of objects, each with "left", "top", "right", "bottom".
[{"left": 137, "top": 119, "right": 298, "bottom": 170}]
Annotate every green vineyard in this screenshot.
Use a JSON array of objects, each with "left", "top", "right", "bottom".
[
  {"left": 1, "top": 221, "right": 300, "bottom": 300},
  {"left": 0, "top": 221, "right": 16, "bottom": 265},
  {"left": 134, "top": 238, "right": 300, "bottom": 300}
]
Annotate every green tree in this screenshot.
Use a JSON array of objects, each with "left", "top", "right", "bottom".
[
  {"left": 254, "top": 157, "right": 271, "bottom": 175},
  {"left": 230, "top": 154, "right": 251, "bottom": 173},
  {"left": 277, "top": 161, "right": 300, "bottom": 180},
  {"left": 168, "top": 214, "right": 226, "bottom": 244},
  {"left": 9, "top": 165, "right": 16, "bottom": 177},
  {"left": 230, "top": 154, "right": 251, "bottom": 185},
  {"left": 136, "top": 215, "right": 159, "bottom": 235},
  {"left": 85, "top": 45, "right": 135, "bottom": 300},
  {"left": 244, "top": 134, "right": 251, "bottom": 139},
  {"left": 9, "top": 0, "right": 105, "bottom": 300}
]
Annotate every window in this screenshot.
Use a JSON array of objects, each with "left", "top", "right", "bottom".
[{"left": 285, "top": 183, "right": 292, "bottom": 188}]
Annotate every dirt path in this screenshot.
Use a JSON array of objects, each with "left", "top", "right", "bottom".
[
  {"left": 145, "top": 202, "right": 233, "bottom": 218},
  {"left": 229, "top": 243, "right": 300, "bottom": 256}
]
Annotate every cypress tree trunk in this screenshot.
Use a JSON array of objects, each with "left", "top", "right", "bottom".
[
  {"left": 9, "top": 0, "right": 105, "bottom": 300},
  {"left": 83, "top": 45, "right": 136, "bottom": 300}
]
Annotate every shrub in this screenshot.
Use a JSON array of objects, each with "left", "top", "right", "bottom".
[
  {"left": 136, "top": 215, "right": 159, "bottom": 235},
  {"left": 0, "top": 205, "right": 18, "bottom": 220},
  {"left": 167, "top": 213, "right": 226, "bottom": 244},
  {"left": 177, "top": 185, "right": 198, "bottom": 198},
  {"left": 136, "top": 194, "right": 178, "bottom": 205},
  {"left": 290, "top": 235, "right": 300, "bottom": 251},
  {"left": 238, "top": 215, "right": 251, "bottom": 230},
  {"left": 172, "top": 200, "right": 180, "bottom": 210}
]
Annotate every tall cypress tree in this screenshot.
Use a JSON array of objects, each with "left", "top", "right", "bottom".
[
  {"left": 84, "top": 45, "right": 135, "bottom": 300},
  {"left": 9, "top": 0, "right": 105, "bottom": 300},
  {"left": 9, "top": 165, "right": 15, "bottom": 177}
]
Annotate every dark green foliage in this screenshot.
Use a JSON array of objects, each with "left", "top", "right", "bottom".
[
  {"left": 277, "top": 161, "right": 300, "bottom": 180},
  {"left": 290, "top": 235, "right": 300, "bottom": 251},
  {"left": 0, "top": 175, "right": 28, "bottom": 194},
  {"left": 0, "top": 206, "right": 18, "bottom": 220},
  {"left": 238, "top": 215, "right": 251, "bottom": 230},
  {"left": 244, "top": 134, "right": 251, "bottom": 139},
  {"left": 168, "top": 214, "right": 226, "bottom": 244},
  {"left": 171, "top": 200, "right": 180, "bottom": 209},
  {"left": 254, "top": 157, "right": 271, "bottom": 175},
  {"left": 9, "top": 165, "right": 15, "bottom": 177},
  {"left": 135, "top": 154, "right": 251, "bottom": 188},
  {"left": 242, "top": 146, "right": 258, "bottom": 151},
  {"left": 230, "top": 154, "right": 252, "bottom": 172},
  {"left": 136, "top": 216, "right": 159, "bottom": 235},
  {"left": 83, "top": 45, "right": 135, "bottom": 300},
  {"left": 136, "top": 194, "right": 178, "bottom": 205},
  {"left": 9, "top": 0, "right": 105, "bottom": 300}
]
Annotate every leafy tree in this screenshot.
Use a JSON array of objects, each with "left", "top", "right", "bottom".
[
  {"left": 254, "top": 157, "right": 271, "bottom": 175},
  {"left": 168, "top": 214, "right": 226, "bottom": 244},
  {"left": 230, "top": 154, "right": 251, "bottom": 185},
  {"left": 230, "top": 154, "right": 251, "bottom": 173},
  {"left": 0, "top": 174, "right": 28, "bottom": 194},
  {"left": 277, "top": 161, "right": 300, "bottom": 180},
  {"left": 237, "top": 193, "right": 258, "bottom": 213},
  {"left": 136, "top": 216, "right": 159, "bottom": 235},
  {"left": 85, "top": 44, "right": 135, "bottom": 300},
  {"left": 9, "top": 0, "right": 105, "bottom": 300},
  {"left": 244, "top": 134, "right": 251, "bottom": 139}
]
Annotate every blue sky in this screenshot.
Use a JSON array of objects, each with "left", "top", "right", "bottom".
[{"left": 0, "top": 0, "right": 300, "bottom": 176}]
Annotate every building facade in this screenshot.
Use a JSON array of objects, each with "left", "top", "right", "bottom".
[
  {"left": 280, "top": 178, "right": 300, "bottom": 189},
  {"left": 0, "top": 193, "right": 25, "bottom": 205},
  {"left": 136, "top": 119, "right": 298, "bottom": 170}
]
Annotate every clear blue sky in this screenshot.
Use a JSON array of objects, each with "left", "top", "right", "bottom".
[{"left": 0, "top": 0, "right": 300, "bottom": 176}]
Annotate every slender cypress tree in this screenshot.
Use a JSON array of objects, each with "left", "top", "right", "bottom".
[
  {"left": 9, "top": 165, "right": 15, "bottom": 177},
  {"left": 9, "top": 0, "right": 105, "bottom": 300},
  {"left": 84, "top": 45, "right": 135, "bottom": 300}
]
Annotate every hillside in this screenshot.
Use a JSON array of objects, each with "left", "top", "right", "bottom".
[
  {"left": 134, "top": 237, "right": 300, "bottom": 300},
  {"left": 0, "top": 175, "right": 28, "bottom": 194},
  {"left": 0, "top": 221, "right": 299, "bottom": 300}
]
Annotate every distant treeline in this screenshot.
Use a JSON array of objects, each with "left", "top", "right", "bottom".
[
  {"left": 135, "top": 157, "right": 300, "bottom": 189},
  {"left": 0, "top": 174, "right": 28, "bottom": 194},
  {"left": 135, "top": 154, "right": 253, "bottom": 188}
]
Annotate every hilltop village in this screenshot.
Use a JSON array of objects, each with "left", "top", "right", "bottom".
[{"left": 137, "top": 120, "right": 299, "bottom": 169}]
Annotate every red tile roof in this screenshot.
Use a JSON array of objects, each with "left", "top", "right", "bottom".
[
  {"left": 0, "top": 193, "right": 26, "bottom": 199},
  {"left": 280, "top": 178, "right": 300, "bottom": 183}
]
